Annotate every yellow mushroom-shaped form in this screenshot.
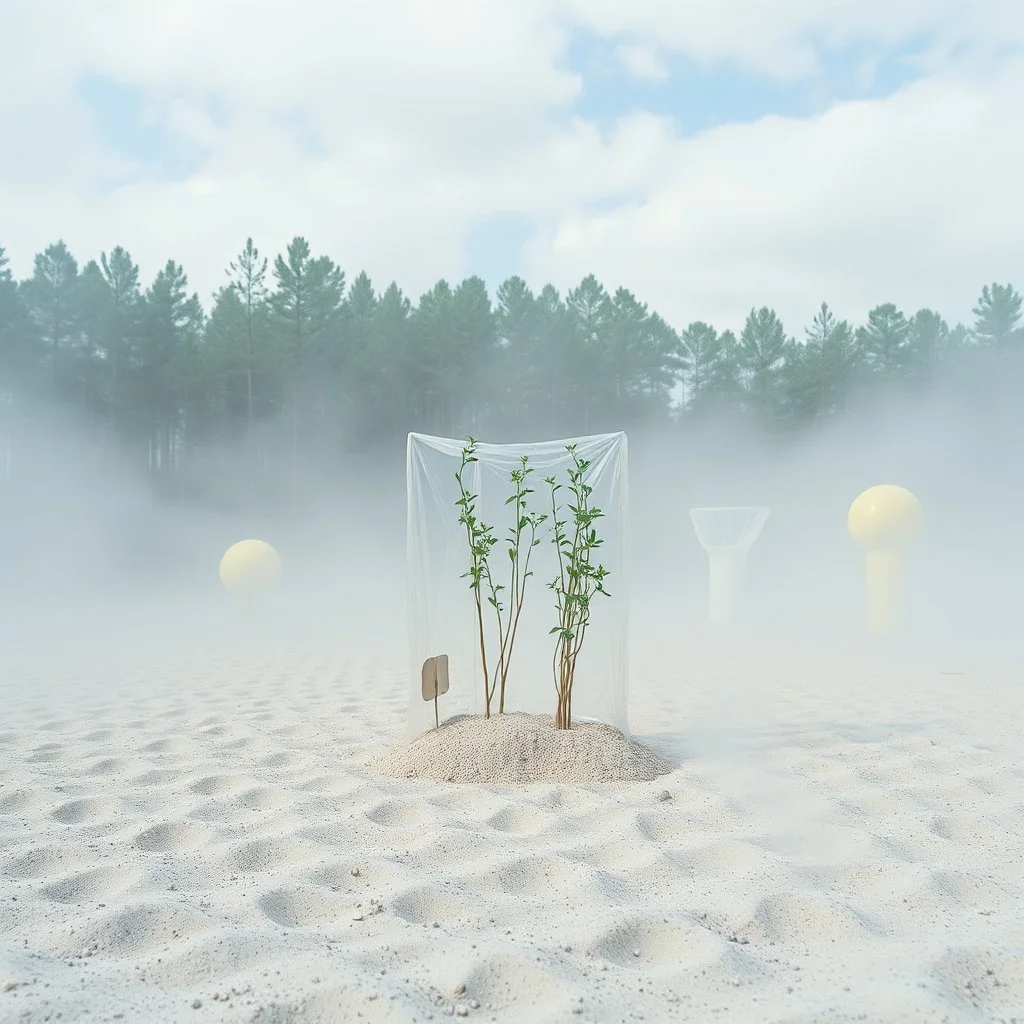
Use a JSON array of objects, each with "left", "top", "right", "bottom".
[
  {"left": 219, "top": 539, "right": 282, "bottom": 601},
  {"left": 847, "top": 485, "right": 922, "bottom": 635}
]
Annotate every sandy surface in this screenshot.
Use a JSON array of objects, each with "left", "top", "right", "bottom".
[
  {"left": 1, "top": 631, "right": 1023, "bottom": 1023},
  {"left": 367, "top": 713, "right": 673, "bottom": 784}
]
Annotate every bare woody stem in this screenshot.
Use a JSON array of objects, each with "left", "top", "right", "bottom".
[
  {"left": 481, "top": 557, "right": 504, "bottom": 710},
  {"left": 456, "top": 441, "right": 493, "bottom": 718},
  {"left": 496, "top": 462, "right": 544, "bottom": 713},
  {"left": 497, "top": 489, "right": 523, "bottom": 714}
]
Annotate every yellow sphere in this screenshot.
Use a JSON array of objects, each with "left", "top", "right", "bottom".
[
  {"left": 219, "top": 539, "right": 282, "bottom": 596},
  {"left": 847, "top": 485, "right": 923, "bottom": 550}
]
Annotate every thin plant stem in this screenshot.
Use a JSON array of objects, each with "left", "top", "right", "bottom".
[
  {"left": 547, "top": 446, "right": 610, "bottom": 730},
  {"left": 496, "top": 459, "right": 545, "bottom": 713},
  {"left": 457, "top": 442, "right": 545, "bottom": 720},
  {"left": 456, "top": 439, "right": 494, "bottom": 717}
]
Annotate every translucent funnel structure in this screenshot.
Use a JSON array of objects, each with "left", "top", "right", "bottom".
[{"left": 689, "top": 507, "right": 770, "bottom": 625}]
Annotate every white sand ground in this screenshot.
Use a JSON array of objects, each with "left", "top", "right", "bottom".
[
  {"left": 1, "top": 619, "right": 1023, "bottom": 1024},
  {"left": 367, "top": 714, "right": 674, "bottom": 785}
]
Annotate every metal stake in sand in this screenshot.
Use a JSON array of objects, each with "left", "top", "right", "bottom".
[
  {"left": 421, "top": 654, "right": 450, "bottom": 729},
  {"left": 847, "top": 485, "right": 922, "bottom": 636},
  {"left": 219, "top": 539, "right": 282, "bottom": 611},
  {"left": 689, "top": 507, "right": 770, "bottom": 625}
]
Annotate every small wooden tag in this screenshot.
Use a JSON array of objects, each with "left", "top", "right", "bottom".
[
  {"left": 434, "top": 654, "right": 449, "bottom": 696},
  {"left": 421, "top": 655, "right": 450, "bottom": 700}
]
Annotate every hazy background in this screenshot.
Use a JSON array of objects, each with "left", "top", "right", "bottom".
[
  {"left": 1, "top": 336, "right": 1022, "bottom": 676},
  {"left": 1, "top": 0, "right": 1023, "bottom": 681}
]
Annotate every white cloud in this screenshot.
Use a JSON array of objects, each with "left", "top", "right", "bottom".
[
  {"left": 524, "top": 57, "right": 1024, "bottom": 333},
  {"left": 0, "top": 0, "right": 580, "bottom": 298},
  {"left": 0, "top": 0, "right": 1021, "bottom": 333}
]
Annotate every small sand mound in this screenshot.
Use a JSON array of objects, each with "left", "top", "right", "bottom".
[{"left": 366, "top": 712, "right": 674, "bottom": 784}]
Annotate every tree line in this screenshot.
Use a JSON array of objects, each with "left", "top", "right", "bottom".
[{"left": 0, "top": 236, "right": 1021, "bottom": 504}]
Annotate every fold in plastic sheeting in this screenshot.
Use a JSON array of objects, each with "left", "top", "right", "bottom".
[{"left": 406, "top": 432, "right": 630, "bottom": 738}]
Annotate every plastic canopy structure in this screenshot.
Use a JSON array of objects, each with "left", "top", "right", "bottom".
[{"left": 405, "top": 431, "right": 630, "bottom": 738}]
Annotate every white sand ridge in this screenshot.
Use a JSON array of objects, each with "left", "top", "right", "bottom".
[
  {"left": 2, "top": 638, "right": 1023, "bottom": 1022},
  {"left": 366, "top": 712, "right": 675, "bottom": 784}
]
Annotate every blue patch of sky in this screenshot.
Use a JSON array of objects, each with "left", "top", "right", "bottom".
[
  {"left": 462, "top": 32, "right": 935, "bottom": 290},
  {"left": 462, "top": 213, "right": 538, "bottom": 296},
  {"left": 77, "top": 72, "right": 214, "bottom": 183},
  {"left": 564, "top": 29, "right": 933, "bottom": 136},
  {"left": 80, "top": 72, "right": 332, "bottom": 179}
]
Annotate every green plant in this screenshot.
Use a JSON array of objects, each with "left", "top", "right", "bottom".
[
  {"left": 455, "top": 438, "right": 498, "bottom": 716},
  {"left": 496, "top": 455, "right": 547, "bottom": 712},
  {"left": 455, "top": 439, "right": 546, "bottom": 717},
  {"left": 546, "top": 445, "right": 610, "bottom": 730}
]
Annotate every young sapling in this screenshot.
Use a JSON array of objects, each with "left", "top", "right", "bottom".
[
  {"left": 495, "top": 455, "right": 548, "bottom": 712},
  {"left": 455, "top": 438, "right": 499, "bottom": 717},
  {"left": 455, "top": 440, "right": 547, "bottom": 717},
  {"left": 547, "top": 445, "right": 611, "bottom": 730}
]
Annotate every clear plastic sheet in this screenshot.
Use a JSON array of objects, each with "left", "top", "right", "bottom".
[{"left": 406, "top": 432, "right": 630, "bottom": 738}]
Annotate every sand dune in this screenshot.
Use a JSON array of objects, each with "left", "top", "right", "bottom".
[
  {"left": 367, "top": 713, "right": 673, "bottom": 785},
  {"left": 1, "top": 636, "right": 1022, "bottom": 1023}
]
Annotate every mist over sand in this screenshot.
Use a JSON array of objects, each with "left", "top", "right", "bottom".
[{"left": 1, "top": 356, "right": 1023, "bottom": 1022}]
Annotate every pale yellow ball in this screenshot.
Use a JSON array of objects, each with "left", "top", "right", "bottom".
[
  {"left": 847, "top": 485, "right": 923, "bottom": 550},
  {"left": 219, "top": 539, "right": 282, "bottom": 596}
]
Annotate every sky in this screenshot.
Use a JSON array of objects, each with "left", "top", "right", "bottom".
[{"left": 1, "top": 0, "right": 1022, "bottom": 335}]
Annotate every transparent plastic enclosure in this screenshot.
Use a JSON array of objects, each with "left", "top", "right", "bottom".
[
  {"left": 689, "top": 506, "right": 770, "bottom": 625},
  {"left": 406, "top": 432, "right": 629, "bottom": 738}
]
